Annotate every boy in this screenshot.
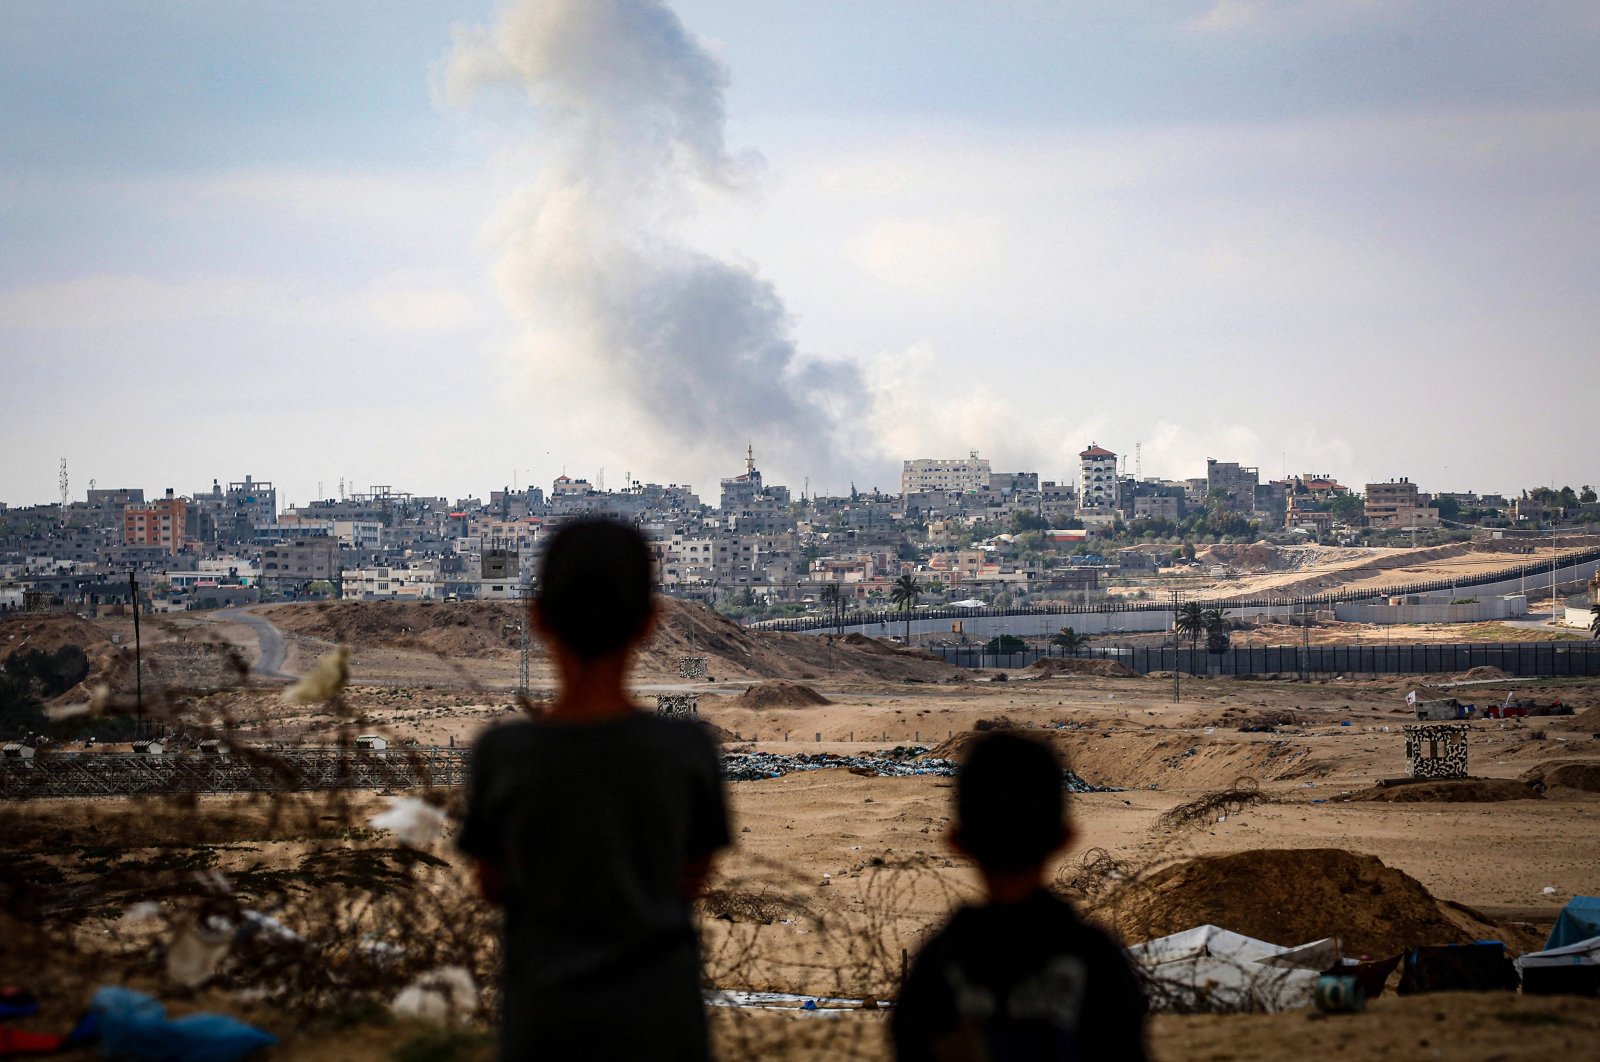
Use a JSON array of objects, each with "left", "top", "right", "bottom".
[
  {"left": 460, "top": 518, "right": 730, "bottom": 1060},
  {"left": 892, "top": 732, "right": 1147, "bottom": 1061}
]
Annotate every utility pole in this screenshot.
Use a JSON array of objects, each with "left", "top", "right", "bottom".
[
  {"left": 1170, "top": 589, "right": 1181, "bottom": 703},
  {"left": 129, "top": 571, "right": 144, "bottom": 736}
]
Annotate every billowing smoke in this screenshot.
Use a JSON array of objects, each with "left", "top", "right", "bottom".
[{"left": 443, "top": 0, "right": 863, "bottom": 484}]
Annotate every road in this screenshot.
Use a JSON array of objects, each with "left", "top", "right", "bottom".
[{"left": 214, "top": 607, "right": 293, "bottom": 681}]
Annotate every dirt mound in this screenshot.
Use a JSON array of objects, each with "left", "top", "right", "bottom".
[
  {"left": 1521, "top": 760, "right": 1600, "bottom": 793},
  {"left": 271, "top": 598, "right": 967, "bottom": 684},
  {"left": 1, "top": 612, "right": 131, "bottom": 700},
  {"left": 1559, "top": 705, "right": 1600, "bottom": 731},
  {"left": 1025, "top": 657, "right": 1139, "bottom": 678},
  {"left": 642, "top": 599, "right": 962, "bottom": 684},
  {"left": 1098, "top": 849, "right": 1494, "bottom": 956},
  {"left": 267, "top": 601, "right": 522, "bottom": 657},
  {"left": 735, "top": 681, "right": 831, "bottom": 710},
  {"left": 1342, "top": 779, "right": 1542, "bottom": 803},
  {"left": 924, "top": 723, "right": 1032, "bottom": 761},
  {"left": 1460, "top": 666, "right": 1512, "bottom": 681}
]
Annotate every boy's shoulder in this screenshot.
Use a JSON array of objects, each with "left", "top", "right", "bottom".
[{"left": 472, "top": 712, "right": 718, "bottom": 759}]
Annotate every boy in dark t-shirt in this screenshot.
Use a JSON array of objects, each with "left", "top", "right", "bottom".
[
  {"left": 459, "top": 519, "right": 730, "bottom": 1061},
  {"left": 892, "top": 733, "right": 1147, "bottom": 1062}
]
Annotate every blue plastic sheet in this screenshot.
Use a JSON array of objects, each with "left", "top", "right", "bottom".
[
  {"left": 1547, "top": 896, "right": 1600, "bottom": 950},
  {"left": 91, "top": 987, "right": 276, "bottom": 1062}
]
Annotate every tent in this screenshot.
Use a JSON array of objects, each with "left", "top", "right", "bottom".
[
  {"left": 1546, "top": 896, "right": 1600, "bottom": 950},
  {"left": 1126, "top": 924, "right": 1339, "bottom": 1013},
  {"left": 1516, "top": 934, "right": 1600, "bottom": 997}
]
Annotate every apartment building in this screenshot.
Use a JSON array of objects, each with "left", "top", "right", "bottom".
[
  {"left": 1365, "top": 479, "right": 1439, "bottom": 529},
  {"left": 901, "top": 454, "right": 992, "bottom": 495},
  {"left": 123, "top": 491, "right": 188, "bottom": 555}
]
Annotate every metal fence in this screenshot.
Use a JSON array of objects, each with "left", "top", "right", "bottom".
[
  {"left": 0, "top": 746, "right": 468, "bottom": 800},
  {"left": 930, "top": 641, "right": 1600, "bottom": 678}
]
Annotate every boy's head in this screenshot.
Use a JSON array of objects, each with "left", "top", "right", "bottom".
[
  {"left": 535, "top": 518, "right": 655, "bottom": 661},
  {"left": 954, "top": 732, "right": 1071, "bottom": 873}
]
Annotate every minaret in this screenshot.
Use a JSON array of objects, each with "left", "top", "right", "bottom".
[{"left": 746, "top": 443, "right": 755, "bottom": 477}]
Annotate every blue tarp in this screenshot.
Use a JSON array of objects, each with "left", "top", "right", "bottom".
[{"left": 1547, "top": 896, "right": 1600, "bottom": 950}]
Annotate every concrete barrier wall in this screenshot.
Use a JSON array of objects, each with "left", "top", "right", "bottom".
[{"left": 1334, "top": 596, "right": 1527, "bottom": 625}]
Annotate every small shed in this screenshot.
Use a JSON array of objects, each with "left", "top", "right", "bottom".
[
  {"left": 2, "top": 742, "right": 36, "bottom": 761},
  {"left": 1402, "top": 723, "right": 1469, "bottom": 780},
  {"left": 198, "top": 739, "right": 231, "bottom": 756},
  {"left": 131, "top": 739, "right": 166, "bottom": 755},
  {"left": 355, "top": 734, "right": 388, "bottom": 751}
]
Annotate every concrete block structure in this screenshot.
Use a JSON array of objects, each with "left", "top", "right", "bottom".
[{"left": 1403, "top": 723, "right": 1469, "bottom": 779}]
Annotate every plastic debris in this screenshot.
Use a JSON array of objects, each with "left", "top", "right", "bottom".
[
  {"left": 165, "top": 917, "right": 233, "bottom": 989},
  {"left": 720, "top": 751, "right": 1112, "bottom": 792},
  {"left": 368, "top": 796, "right": 450, "bottom": 847},
  {"left": 119, "top": 901, "right": 163, "bottom": 927},
  {"left": 92, "top": 986, "right": 275, "bottom": 1061},
  {"left": 391, "top": 966, "right": 478, "bottom": 1025},
  {"left": 1543, "top": 886, "right": 1558, "bottom": 895}
]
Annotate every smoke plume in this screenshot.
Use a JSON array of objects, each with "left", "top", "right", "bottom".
[{"left": 443, "top": 0, "right": 863, "bottom": 485}]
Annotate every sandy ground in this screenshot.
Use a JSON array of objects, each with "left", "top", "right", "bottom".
[{"left": 6, "top": 600, "right": 1600, "bottom": 1061}]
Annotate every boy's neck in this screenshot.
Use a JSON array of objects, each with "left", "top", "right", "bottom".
[
  {"left": 981, "top": 867, "right": 1047, "bottom": 906},
  {"left": 547, "top": 649, "right": 637, "bottom": 722}
]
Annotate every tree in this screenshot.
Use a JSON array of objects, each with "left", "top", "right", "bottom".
[
  {"left": 891, "top": 572, "right": 922, "bottom": 644},
  {"left": 1591, "top": 603, "right": 1600, "bottom": 640},
  {"left": 1328, "top": 494, "right": 1365, "bottom": 522},
  {"left": 1010, "top": 510, "right": 1048, "bottom": 533},
  {"left": 1052, "top": 626, "right": 1088, "bottom": 656},
  {"left": 819, "top": 582, "right": 844, "bottom": 635},
  {"left": 1174, "top": 602, "right": 1208, "bottom": 651},
  {"left": 1203, "top": 607, "right": 1232, "bottom": 654},
  {"left": 985, "top": 634, "right": 1026, "bottom": 655}
]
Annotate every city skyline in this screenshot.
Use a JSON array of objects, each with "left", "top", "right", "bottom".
[{"left": 4, "top": 1, "right": 1597, "bottom": 508}]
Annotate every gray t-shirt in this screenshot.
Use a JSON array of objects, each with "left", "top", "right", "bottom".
[{"left": 460, "top": 711, "right": 730, "bottom": 1059}]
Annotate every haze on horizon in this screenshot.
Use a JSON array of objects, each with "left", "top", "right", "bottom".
[{"left": 2, "top": 0, "right": 1596, "bottom": 509}]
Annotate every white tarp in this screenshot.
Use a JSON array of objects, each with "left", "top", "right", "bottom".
[
  {"left": 1126, "top": 924, "right": 1338, "bottom": 1013},
  {"left": 1515, "top": 934, "right": 1600, "bottom": 971}
]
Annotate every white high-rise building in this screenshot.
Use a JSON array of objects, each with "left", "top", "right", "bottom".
[{"left": 1078, "top": 444, "right": 1118, "bottom": 510}]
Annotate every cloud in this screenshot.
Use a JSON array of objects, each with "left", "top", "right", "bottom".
[
  {"left": 1186, "top": 0, "right": 1395, "bottom": 37},
  {"left": 441, "top": 0, "right": 864, "bottom": 489}
]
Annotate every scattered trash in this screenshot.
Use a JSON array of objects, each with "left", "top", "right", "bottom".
[
  {"left": 118, "top": 901, "right": 163, "bottom": 927},
  {"left": 1313, "top": 973, "right": 1366, "bottom": 1013},
  {"left": 1543, "top": 886, "right": 1558, "bottom": 895},
  {"left": 93, "top": 986, "right": 275, "bottom": 1061},
  {"left": 165, "top": 917, "right": 234, "bottom": 989},
  {"left": 368, "top": 796, "right": 450, "bottom": 847},
  {"left": 391, "top": 966, "right": 478, "bottom": 1026},
  {"left": 720, "top": 751, "right": 1112, "bottom": 792}
]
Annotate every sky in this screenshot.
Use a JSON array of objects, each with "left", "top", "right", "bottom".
[{"left": 2, "top": 0, "right": 1596, "bottom": 509}]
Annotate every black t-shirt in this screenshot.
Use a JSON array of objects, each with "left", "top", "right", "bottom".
[
  {"left": 892, "top": 890, "right": 1148, "bottom": 1062},
  {"left": 459, "top": 711, "right": 731, "bottom": 1060}
]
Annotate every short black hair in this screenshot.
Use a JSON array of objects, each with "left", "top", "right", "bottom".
[
  {"left": 536, "top": 518, "right": 655, "bottom": 660},
  {"left": 956, "top": 732, "right": 1065, "bottom": 872}
]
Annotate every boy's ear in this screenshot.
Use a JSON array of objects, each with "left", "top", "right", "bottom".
[
  {"left": 946, "top": 823, "right": 969, "bottom": 856},
  {"left": 1057, "top": 821, "right": 1076, "bottom": 856},
  {"left": 634, "top": 600, "right": 661, "bottom": 646}
]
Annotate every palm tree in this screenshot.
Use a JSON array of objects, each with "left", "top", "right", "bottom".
[
  {"left": 819, "top": 582, "right": 843, "bottom": 636},
  {"left": 1590, "top": 602, "right": 1600, "bottom": 640},
  {"left": 1175, "top": 601, "right": 1208, "bottom": 652},
  {"left": 1052, "top": 626, "right": 1088, "bottom": 656},
  {"left": 891, "top": 572, "right": 922, "bottom": 644}
]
